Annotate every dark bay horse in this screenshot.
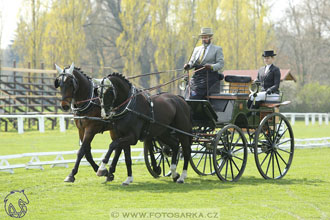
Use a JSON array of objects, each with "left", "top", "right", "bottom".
[
  {"left": 54, "top": 63, "right": 124, "bottom": 183},
  {"left": 93, "top": 73, "right": 192, "bottom": 184}
]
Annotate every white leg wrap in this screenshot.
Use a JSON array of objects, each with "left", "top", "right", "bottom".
[
  {"left": 99, "top": 162, "right": 107, "bottom": 170},
  {"left": 177, "top": 170, "right": 187, "bottom": 183},
  {"left": 122, "top": 176, "right": 133, "bottom": 185},
  {"left": 170, "top": 164, "right": 178, "bottom": 178},
  {"left": 96, "top": 162, "right": 107, "bottom": 176}
]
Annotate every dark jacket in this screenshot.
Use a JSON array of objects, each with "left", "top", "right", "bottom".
[{"left": 257, "top": 64, "right": 281, "bottom": 94}]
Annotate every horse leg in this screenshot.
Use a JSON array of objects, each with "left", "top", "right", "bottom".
[
  {"left": 97, "top": 140, "right": 118, "bottom": 176},
  {"left": 122, "top": 146, "right": 133, "bottom": 186},
  {"left": 176, "top": 136, "right": 191, "bottom": 184},
  {"left": 64, "top": 130, "right": 95, "bottom": 182},
  {"left": 105, "top": 147, "right": 122, "bottom": 182},
  {"left": 170, "top": 145, "right": 180, "bottom": 182}
]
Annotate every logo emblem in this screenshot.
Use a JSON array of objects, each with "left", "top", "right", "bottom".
[{"left": 4, "top": 190, "right": 29, "bottom": 218}]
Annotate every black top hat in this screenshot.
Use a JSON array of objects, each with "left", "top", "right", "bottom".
[{"left": 262, "top": 50, "right": 276, "bottom": 57}]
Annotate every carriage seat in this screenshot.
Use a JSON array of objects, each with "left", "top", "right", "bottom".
[
  {"left": 260, "top": 100, "right": 291, "bottom": 108},
  {"left": 225, "top": 75, "right": 252, "bottom": 83}
]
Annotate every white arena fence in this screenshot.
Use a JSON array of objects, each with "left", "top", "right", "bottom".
[
  {"left": 0, "top": 113, "right": 329, "bottom": 134},
  {"left": 1, "top": 138, "right": 330, "bottom": 174}
]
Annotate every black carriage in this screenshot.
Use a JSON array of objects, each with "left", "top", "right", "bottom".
[{"left": 144, "top": 75, "right": 294, "bottom": 182}]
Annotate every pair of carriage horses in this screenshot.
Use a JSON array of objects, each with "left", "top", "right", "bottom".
[{"left": 54, "top": 63, "right": 192, "bottom": 185}]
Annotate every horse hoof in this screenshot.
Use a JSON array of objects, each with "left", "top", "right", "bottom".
[
  {"left": 154, "top": 166, "right": 161, "bottom": 175},
  {"left": 172, "top": 174, "right": 180, "bottom": 182},
  {"left": 64, "top": 176, "right": 75, "bottom": 183},
  {"left": 106, "top": 173, "right": 114, "bottom": 182},
  {"left": 122, "top": 182, "right": 130, "bottom": 186},
  {"left": 177, "top": 179, "right": 184, "bottom": 184},
  {"left": 96, "top": 169, "right": 108, "bottom": 177}
]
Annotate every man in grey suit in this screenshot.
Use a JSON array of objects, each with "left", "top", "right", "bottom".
[
  {"left": 184, "top": 27, "right": 224, "bottom": 99},
  {"left": 248, "top": 50, "right": 281, "bottom": 108}
]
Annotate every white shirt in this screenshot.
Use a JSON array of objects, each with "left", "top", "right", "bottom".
[
  {"left": 265, "top": 64, "right": 272, "bottom": 73},
  {"left": 198, "top": 44, "right": 211, "bottom": 62}
]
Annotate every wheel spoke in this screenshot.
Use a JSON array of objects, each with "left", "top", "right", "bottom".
[
  {"left": 191, "top": 146, "right": 205, "bottom": 158},
  {"left": 230, "top": 129, "right": 236, "bottom": 147},
  {"left": 231, "top": 159, "right": 240, "bottom": 172},
  {"left": 275, "top": 151, "right": 288, "bottom": 166},
  {"left": 274, "top": 152, "right": 282, "bottom": 176},
  {"left": 272, "top": 151, "right": 275, "bottom": 179},
  {"left": 232, "top": 155, "right": 243, "bottom": 161},
  {"left": 277, "top": 139, "right": 292, "bottom": 146},
  {"left": 230, "top": 159, "right": 234, "bottom": 180},
  {"left": 196, "top": 150, "right": 206, "bottom": 168},
  {"left": 231, "top": 136, "right": 242, "bottom": 151},
  {"left": 217, "top": 158, "right": 226, "bottom": 171},
  {"left": 257, "top": 148, "right": 272, "bottom": 155},
  {"left": 225, "top": 159, "right": 229, "bottom": 179},
  {"left": 162, "top": 156, "right": 166, "bottom": 176},
  {"left": 265, "top": 151, "right": 273, "bottom": 176},
  {"left": 277, "top": 147, "right": 292, "bottom": 154},
  {"left": 233, "top": 147, "right": 244, "bottom": 154},
  {"left": 275, "top": 118, "right": 283, "bottom": 139},
  {"left": 203, "top": 149, "right": 208, "bottom": 174},
  {"left": 261, "top": 129, "right": 273, "bottom": 144},
  {"left": 260, "top": 152, "right": 270, "bottom": 166}
]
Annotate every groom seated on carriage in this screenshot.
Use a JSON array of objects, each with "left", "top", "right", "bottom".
[
  {"left": 248, "top": 50, "right": 281, "bottom": 109},
  {"left": 183, "top": 27, "right": 224, "bottom": 100}
]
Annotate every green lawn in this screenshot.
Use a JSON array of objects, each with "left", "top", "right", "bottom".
[
  {"left": 0, "top": 148, "right": 330, "bottom": 220},
  {"left": 0, "top": 121, "right": 330, "bottom": 219}
]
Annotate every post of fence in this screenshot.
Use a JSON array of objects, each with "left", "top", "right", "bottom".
[
  {"left": 38, "top": 116, "right": 45, "bottom": 133},
  {"left": 305, "top": 114, "right": 309, "bottom": 126},
  {"left": 59, "top": 116, "right": 66, "bottom": 132},
  {"left": 17, "top": 116, "right": 24, "bottom": 134},
  {"left": 318, "top": 114, "right": 323, "bottom": 125},
  {"left": 311, "top": 114, "right": 315, "bottom": 125},
  {"left": 290, "top": 113, "right": 295, "bottom": 125},
  {"left": 326, "top": 114, "right": 329, "bottom": 125}
]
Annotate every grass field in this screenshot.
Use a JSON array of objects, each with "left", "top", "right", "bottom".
[{"left": 0, "top": 121, "right": 330, "bottom": 219}]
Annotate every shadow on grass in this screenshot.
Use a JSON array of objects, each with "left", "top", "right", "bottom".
[
  {"left": 235, "top": 175, "right": 328, "bottom": 186},
  {"left": 101, "top": 174, "right": 328, "bottom": 193},
  {"left": 102, "top": 176, "right": 234, "bottom": 193}
]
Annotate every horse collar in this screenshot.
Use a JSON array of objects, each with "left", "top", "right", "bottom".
[
  {"left": 107, "top": 86, "right": 136, "bottom": 120},
  {"left": 71, "top": 80, "right": 96, "bottom": 114}
]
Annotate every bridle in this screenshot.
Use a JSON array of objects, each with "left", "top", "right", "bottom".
[{"left": 98, "top": 77, "right": 136, "bottom": 119}]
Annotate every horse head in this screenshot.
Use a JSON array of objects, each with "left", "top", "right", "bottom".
[
  {"left": 54, "top": 63, "right": 79, "bottom": 111},
  {"left": 93, "top": 77, "right": 115, "bottom": 118},
  {"left": 92, "top": 73, "right": 131, "bottom": 119}
]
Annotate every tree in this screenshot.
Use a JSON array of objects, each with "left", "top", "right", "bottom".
[{"left": 275, "top": 0, "right": 330, "bottom": 85}]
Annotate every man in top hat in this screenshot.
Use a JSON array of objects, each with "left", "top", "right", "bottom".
[
  {"left": 183, "top": 27, "right": 224, "bottom": 99},
  {"left": 248, "top": 50, "right": 281, "bottom": 108}
]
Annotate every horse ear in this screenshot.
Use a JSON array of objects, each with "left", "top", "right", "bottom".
[
  {"left": 67, "top": 62, "right": 74, "bottom": 75},
  {"left": 55, "top": 64, "right": 63, "bottom": 73},
  {"left": 54, "top": 78, "right": 59, "bottom": 88}
]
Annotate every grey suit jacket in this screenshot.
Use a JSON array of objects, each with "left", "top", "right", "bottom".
[{"left": 188, "top": 44, "right": 224, "bottom": 72}]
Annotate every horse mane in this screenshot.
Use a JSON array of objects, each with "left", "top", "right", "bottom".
[
  {"left": 107, "top": 72, "right": 132, "bottom": 87},
  {"left": 63, "top": 65, "right": 92, "bottom": 80}
]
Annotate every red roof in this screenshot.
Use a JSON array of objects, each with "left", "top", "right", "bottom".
[{"left": 223, "top": 69, "right": 296, "bottom": 82}]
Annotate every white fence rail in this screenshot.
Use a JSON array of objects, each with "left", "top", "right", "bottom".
[
  {"left": 0, "top": 113, "right": 329, "bottom": 134},
  {"left": 0, "top": 148, "right": 144, "bottom": 174},
  {"left": 282, "top": 113, "right": 330, "bottom": 126},
  {"left": 0, "top": 114, "right": 73, "bottom": 133},
  {"left": 1, "top": 138, "right": 330, "bottom": 174}
]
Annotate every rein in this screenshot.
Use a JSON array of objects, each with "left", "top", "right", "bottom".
[{"left": 110, "top": 66, "right": 205, "bottom": 113}]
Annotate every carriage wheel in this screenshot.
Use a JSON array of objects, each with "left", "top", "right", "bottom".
[
  {"left": 254, "top": 112, "right": 294, "bottom": 179},
  {"left": 144, "top": 138, "right": 180, "bottom": 178},
  {"left": 213, "top": 124, "right": 248, "bottom": 182},
  {"left": 190, "top": 129, "right": 217, "bottom": 176}
]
